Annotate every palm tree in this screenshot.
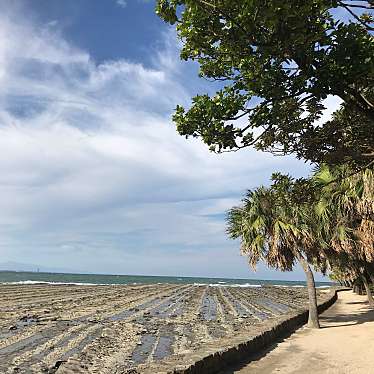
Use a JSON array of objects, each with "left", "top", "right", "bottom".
[
  {"left": 227, "top": 174, "right": 321, "bottom": 328},
  {"left": 313, "top": 164, "right": 374, "bottom": 306},
  {"left": 326, "top": 251, "right": 374, "bottom": 303}
]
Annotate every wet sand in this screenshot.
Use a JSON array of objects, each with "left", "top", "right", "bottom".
[
  {"left": 0, "top": 283, "right": 330, "bottom": 373},
  {"left": 231, "top": 290, "right": 374, "bottom": 374}
]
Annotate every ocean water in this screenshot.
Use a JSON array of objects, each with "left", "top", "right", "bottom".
[{"left": 0, "top": 271, "right": 333, "bottom": 287}]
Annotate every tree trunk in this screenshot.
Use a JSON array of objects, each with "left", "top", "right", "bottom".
[
  {"left": 360, "top": 284, "right": 365, "bottom": 295},
  {"left": 353, "top": 283, "right": 358, "bottom": 293},
  {"left": 370, "top": 274, "right": 374, "bottom": 287},
  {"left": 362, "top": 276, "right": 374, "bottom": 307},
  {"left": 297, "top": 254, "right": 320, "bottom": 329}
]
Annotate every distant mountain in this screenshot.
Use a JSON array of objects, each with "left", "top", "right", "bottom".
[{"left": 0, "top": 261, "right": 76, "bottom": 273}]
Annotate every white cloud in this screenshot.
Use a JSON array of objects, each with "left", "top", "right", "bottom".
[
  {"left": 116, "top": 0, "right": 127, "bottom": 8},
  {"left": 0, "top": 4, "right": 331, "bottom": 280}
]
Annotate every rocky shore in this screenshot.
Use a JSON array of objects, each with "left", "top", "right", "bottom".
[{"left": 0, "top": 283, "right": 332, "bottom": 373}]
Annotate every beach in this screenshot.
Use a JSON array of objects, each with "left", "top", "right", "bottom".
[{"left": 0, "top": 282, "right": 332, "bottom": 373}]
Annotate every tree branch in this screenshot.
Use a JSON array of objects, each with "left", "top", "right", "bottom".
[
  {"left": 338, "top": 1, "right": 374, "bottom": 30},
  {"left": 341, "top": 2, "right": 373, "bottom": 9}
]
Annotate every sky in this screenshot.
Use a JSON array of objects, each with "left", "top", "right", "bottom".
[{"left": 0, "top": 0, "right": 345, "bottom": 281}]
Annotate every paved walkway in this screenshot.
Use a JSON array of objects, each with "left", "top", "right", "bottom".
[{"left": 229, "top": 290, "right": 374, "bottom": 374}]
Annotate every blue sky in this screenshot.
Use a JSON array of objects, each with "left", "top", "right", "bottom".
[
  {"left": 0, "top": 0, "right": 345, "bottom": 281},
  {"left": 29, "top": 0, "right": 164, "bottom": 64}
]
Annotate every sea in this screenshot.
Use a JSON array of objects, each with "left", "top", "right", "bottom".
[{"left": 0, "top": 271, "right": 333, "bottom": 288}]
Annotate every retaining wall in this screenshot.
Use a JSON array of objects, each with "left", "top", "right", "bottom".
[{"left": 170, "top": 289, "right": 345, "bottom": 374}]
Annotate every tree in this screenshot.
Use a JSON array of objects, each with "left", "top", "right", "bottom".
[
  {"left": 156, "top": 0, "right": 374, "bottom": 166},
  {"left": 302, "top": 101, "right": 374, "bottom": 165},
  {"left": 313, "top": 164, "right": 374, "bottom": 305},
  {"left": 324, "top": 251, "right": 374, "bottom": 305},
  {"left": 314, "top": 164, "right": 374, "bottom": 263},
  {"left": 227, "top": 174, "right": 322, "bottom": 328}
]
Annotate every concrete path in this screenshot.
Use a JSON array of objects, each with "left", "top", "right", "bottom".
[{"left": 228, "top": 290, "right": 374, "bottom": 374}]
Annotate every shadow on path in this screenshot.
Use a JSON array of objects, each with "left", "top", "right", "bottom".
[
  {"left": 345, "top": 301, "right": 369, "bottom": 305},
  {"left": 219, "top": 338, "right": 288, "bottom": 374},
  {"left": 220, "top": 293, "right": 374, "bottom": 374},
  {"left": 320, "top": 304, "right": 374, "bottom": 328}
]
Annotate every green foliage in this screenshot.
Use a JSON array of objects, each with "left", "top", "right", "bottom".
[
  {"left": 313, "top": 164, "right": 374, "bottom": 262},
  {"left": 156, "top": 0, "right": 374, "bottom": 165},
  {"left": 226, "top": 174, "right": 320, "bottom": 271},
  {"left": 227, "top": 163, "right": 374, "bottom": 279},
  {"left": 302, "top": 95, "right": 374, "bottom": 165}
]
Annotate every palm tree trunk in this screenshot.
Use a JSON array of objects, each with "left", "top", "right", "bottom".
[
  {"left": 358, "top": 283, "right": 364, "bottom": 295},
  {"left": 297, "top": 254, "right": 320, "bottom": 329},
  {"left": 362, "top": 275, "right": 374, "bottom": 307},
  {"left": 370, "top": 274, "right": 374, "bottom": 287},
  {"left": 353, "top": 280, "right": 361, "bottom": 294}
]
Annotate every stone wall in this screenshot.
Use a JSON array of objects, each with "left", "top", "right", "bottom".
[{"left": 169, "top": 289, "right": 343, "bottom": 374}]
